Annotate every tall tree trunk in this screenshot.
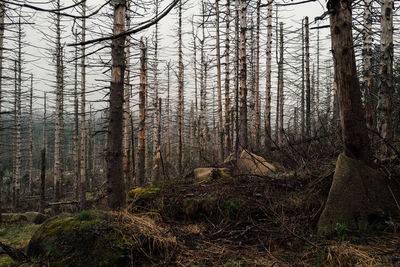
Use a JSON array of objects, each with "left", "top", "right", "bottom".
[
  {"left": 255, "top": 0, "right": 261, "bottom": 148},
  {"left": 73, "top": 30, "right": 79, "bottom": 201},
  {"left": 166, "top": 61, "right": 171, "bottom": 164},
  {"left": 123, "top": 0, "right": 132, "bottom": 187},
  {"left": 200, "top": 0, "right": 207, "bottom": 159},
  {"left": 329, "top": 0, "right": 371, "bottom": 163},
  {"left": 191, "top": 20, "right": 199, "bottom": 163},
  {"left": 216, "top": 0, "right": 223, "bottom": 162},
  {"left": 16, "top": 34, "right": 22, "bottom": 208},
  {"left": 80, "top": 0, "right": 87, "bottom": 210},
  {"left": 265, "top": 0, "right": 272, "bottom": 150},
  {"left": 278, "top": 22, "right": 284, "bottom": 145},
  {"left": 39, "top": 93, "right": 47, "bottom": 213},
  {"left": 137, "top": 39, "right": 147, "bottom": 186},
  {"left": 362, "top": 0, "right": 373, "bottom": 129},
  {"left": 233, "top": 0, "right": 240, "bottom": 158},
  {"left": 376, "top": 0, "right": 393, "bottom": 153},
  {"left": 224, "top": 0, "right": 231, "bottom": 157},
  {"left": 177, "top": 0, "right": 184, "bottom": 175},
  {"left": 107, "top": 0, "right": 127, "bottom": 209},
  {"left": 305, "top": 16, "right": 311, "bottom": 139},
  {"left": 29, "top": 74, "right": 34, "bottom": 195},
  {"left": 239, "top": 0, "right": 248, "bottom": 150},
  {"left": 0, "top": 2, "right": 4, "bottom": 220},
  {"left": 301, "top": 18, "right": 305, "bottom": 140},
  {"left": 54, "top": 0, "right": 62, "bottom": 206},
  {"left": 151, "top": 1, "right": 161, "bottom": 182}
]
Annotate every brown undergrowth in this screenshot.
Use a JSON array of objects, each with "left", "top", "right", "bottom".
[{"left": 127, "top": 158, "right": 400, "bottom": 266}]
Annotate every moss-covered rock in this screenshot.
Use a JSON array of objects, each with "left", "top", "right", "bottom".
[
  {"left": 128, "top": 186, "right": 160, "bottom": 203},
  {"left": 24, "top": 212, "right": 48, "bottom": 224},
  {"left": 27, "top": 210, "right": 177, "bottom": 266},
  {"left": 193, "top": 168, "right": 230, "bottom": 181}
]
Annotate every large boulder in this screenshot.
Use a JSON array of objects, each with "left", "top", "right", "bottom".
[
  {"left": 236, "top": 150, "right": 276, "bottom": 176},
  {"left": 318, "top": 153, "right": 400, "bottom": 234},
  {"left": 27, "top": 210, "right": 177, "bottom": 266}
]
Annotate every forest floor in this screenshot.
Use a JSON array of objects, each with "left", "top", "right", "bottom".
[{"left": 0, "top": 157, "right": 400, "bottom": 266}]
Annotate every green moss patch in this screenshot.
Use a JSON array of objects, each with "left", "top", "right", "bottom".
[{"left": 27, "top": 210, "right": 177, "bottom": 267}]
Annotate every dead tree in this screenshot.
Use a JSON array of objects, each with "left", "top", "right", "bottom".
[
  {"left": 224, "top": 0, "right": 231, "bottom": 157},
  {"left": 177, "top": 0, "right": 184, "bottom": 175},
  {"left": 151, "top": 0, "right": 161, "bottom": 182},
  {"left": 305, "top": 16, "right": 311, "bottom": 138},
  {"left": 278, "top": 22, "right": 284, "bottom": 145},
  {"left": 376, "top": 0, "right": 393, "bottom": 154},
  {"left": 53, "top": 0, "right": 63, "bottom": 205},
  {"left": 137, "top": 39, "right": 147, "bottom": 186},
  {"left": 362, "top": 0, "right": 373, "bottom": 129},
  {"left": 80, "top": 0, "right": 87, "bottom": 210},
  {"left": 28, "top": 74, "right": 33, "bottom": 195},
  {"left": 239, "top": 0, "right": 248, "bottom": 150},
  {"left": 232, "top": 0, "right": 240, "bottom": 158},
  {"left": 265, "top": 0, "right": 272, "bottom": 150},
  {"left": 39, "top": 93, "right": 47, "bottom": 213},
  {"left": 216, "top": 0, "right": 223, "bottom": 161},
  {"left": 107, "top": 0, "right": 127, "bottom": 210},
  {"left": 73, "top": 30, "right": 79, "bottom": 201},
  {"left": 123, "top": 0, "right": 132, "bottom": 186}
]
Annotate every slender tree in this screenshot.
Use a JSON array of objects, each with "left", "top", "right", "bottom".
[
  {"left": 239, "top": 0, "right": 248, "bottom": 149},
  {"left": 265, "top": 0, "right": 272, "bottom": 150},
  {"left": 137, "top": 39, "right": 147, "bottom": 186}
]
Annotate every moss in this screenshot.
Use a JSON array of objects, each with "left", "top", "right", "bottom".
[
  {"left": 128, "top": 186, "right": 160, "bottom": 202},
  {"left": 0, "top": 223, "right": 41, "bottom": 249},
  {"left": 0, "top": 255, "right": 14, "bottom": 267},
  {"left": 221, "top": 198, "right": 244, "bottom": 218},
  {"left": 27, "top": 211, "right": 130, "bottom": 267},
  {"left": 182, "top": 196, "right": 216, "bottom": 218}
]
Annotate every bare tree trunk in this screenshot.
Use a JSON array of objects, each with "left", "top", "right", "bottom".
[
  {"left": 53, "top": 0, "right": 62, "bottom": 207},
  {"left": 329, "top": 0, "right": 371, "bottom": 163},
  {"left": 151, "top": 1, "right": 161, "bottom": 182},
  {"left": 215, "top": 0, "right": 223, "bottom": 161},
  {"left": 362, "top": 0, "right": 373, "bottom": 129},
  {"left": 107, "top": 0, "right": 127, "bottom": 209},
  {"left": 166, "top": 61, "right": 171, "bottom": 163},
  {"left": 190, "top": 102, "right": 194, "bottom": 164},
  {"left": 301, "top": 18, "right": 305, "bottom": 140},
  {"left": 305, "top": 16, "right": 311, "bottom": 138},
  {"left": 123, "top": 0, "right": 132, "bottom": 187},
  {"left": 200, "top": 0, "right": 207, "bottom": 159},
  {"left": 177, "top": 0, "right": 184, "bottom": 175},
  {"left": 0, "top": 2, "right": 4, "bottom": 220},
  {"left": 265, "top": 0, "right": 272, "bottom": 150},
  {"left": 39, "top": 93, "right": 47, "bottom": 214},
  {"left": 15, "top": 38, "right": 22, "bottom": 209},
  {"left": 12, "top": 61, "right": 17, "bottom": 209},
  {"left": 137, "top": 39, "right": 147, "bottom": 186},
  {"left": 73, "top": 30, "right": 79, "bottom": 201},
  {"left": 239, "top": 0, "right": 248, "bottom": 150},
  {"left": 28, "top": 74, "right": 33, "bottom": 195},
  {"left": 255, "top": 0, "right": 261, "bottom": 148},
  {"left": 316, "top": 27, "right": 320, "bottom": 130},
  {"left": 233, "top": 0, "right": 240, "bottom": 158},
  {"left": 191, "top": 20, "right": 199, "bottom": 163},
  {"left": 278, "top": 22, "right": 284, "bottom": 145},
  {"left": 376, "top": 0, "right": 393, "bottom": 154},
  {"left": 80, "top": 0, "right": 87, "bottom": 210},
  {"left": 224, "top": 0, "right": 231, "bottom": 157}
]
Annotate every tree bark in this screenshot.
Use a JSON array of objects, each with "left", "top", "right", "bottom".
[
  {"left": 216, "top": 0, "right": 223, "bottom": 162},
  {"left": 137, "top": 39, "right": 147, "bottom": 186},
  {"left": 73, "top": 30, "right": 79, "bottom": 201},
  {"left": 329, "top": 0, "right": 371, "bottom": 163},
  {"left": 376, "top": 0, "right": 393, "bottom": 154},
  {"left": 107, "top": 0, "right": 126, "bottom": 210},
  {"left": 265, "top": 0, "right": 272, "bottom": 150},
  {"left": 123, "top": 0, "right": 132, "bottom": 187},
  {"left": 80, "top": 0, "right": 87, "bottom": 210},
  {"left": 305, "top": 16, "right": 311, "bottom": 139},
  {"left": 239, "top": 0, "right": 248, "bottom": 150},
  {"left": 177, "top": 0, "right": 184, "bottom": 175},
  {"left": 362, "top": 0, "right": 373, "bottom": 129},
  {"left": 224, "top": 0, "right": 231, "bottom": 157}
]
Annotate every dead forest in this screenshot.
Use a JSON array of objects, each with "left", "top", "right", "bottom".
[{"left": 0, "top": 0, "right": 399, "bottom": 266}]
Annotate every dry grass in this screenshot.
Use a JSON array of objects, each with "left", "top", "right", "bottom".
[{"left": 109, "top": 211, "right": 178, "bottom": 264}]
